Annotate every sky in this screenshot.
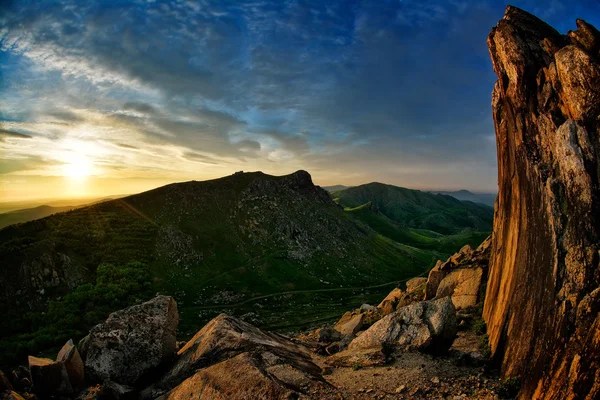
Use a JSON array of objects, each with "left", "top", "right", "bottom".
[{"left": 1, "top": 0, "right": 600, "bottom": 202}]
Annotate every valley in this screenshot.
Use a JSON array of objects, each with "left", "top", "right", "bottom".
[{"left": 0, "top": 170, "right": 491, "bottom": 369}]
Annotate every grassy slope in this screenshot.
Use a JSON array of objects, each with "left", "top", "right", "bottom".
[{"left": 332, "top": 182, "right": 493, "bottom": 235}]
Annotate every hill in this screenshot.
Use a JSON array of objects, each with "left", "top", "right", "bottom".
[
  {"left": 322, "top": 185, "right": 350, "bottom": 192},
  {"left": 332, "top": 183, "right": 494, "bottom": 235},
  {"left": 0, "top": 205, "right": 80, "bottom": 229},
  {"left": 0, "top": 170, "right": 461, "bottom": 368},
  {"left": 430, "top": 189, "right": 496, "bottom": 207}
]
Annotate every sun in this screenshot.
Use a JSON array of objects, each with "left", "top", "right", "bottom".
[{"left": 63, "top": 153, "right": 93, "bottom": 180}]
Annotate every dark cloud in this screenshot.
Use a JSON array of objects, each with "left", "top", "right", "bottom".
[{"left": 0, "top": 128, "right": 32, "bottom": 140}]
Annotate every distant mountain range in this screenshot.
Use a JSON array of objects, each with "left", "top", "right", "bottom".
[
  {"left": 322, "top": 185, "right": 351, "bottom": 192},
  {"left": 429, "top": 190, "right": 496, "bottom": 207}
]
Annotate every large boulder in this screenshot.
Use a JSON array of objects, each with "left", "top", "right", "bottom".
[
  {"left": 484, "top": 7, "right": 600, "bottom": 399},
  {"left": 79, "top": 296, "right": 178, "bottom": 385},
  {"left": 143, "top": 314, "right": 321, "bottom": 398},
  {"left": 405, "top": 277, "right": 427, "bottom": 294},
  {"left": 162, "top": 350, "right": 328, "bottom": 400},
  {"left": 436, "top": 267, "right": 483, "bottom": 309},
  {"left": 28, "top": 356, "right": 72, "bottom": 397},
  {"left": 349, "top": 297, "right": 456, "bottom": 353}
]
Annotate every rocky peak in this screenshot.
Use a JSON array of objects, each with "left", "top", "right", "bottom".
[{"left": 484, "top": 6, "right": 600, "bottom": 399}]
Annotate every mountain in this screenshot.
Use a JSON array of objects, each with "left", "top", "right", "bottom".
[
  {"left": 322, "top": 185, "right": 350, "bottom": 192},
  {"left": 483, "top": 8, "right": 600, "bottom": 398},
  {"left": 331, "top": 183, "right": 494, "bottom": 235},
  {"left": 0, "top": 205, "right": 80, "bottom": 229},
  {"left": 0, "top": 195, "right": 125, "bottom": 214},
  {"left": 1, "top": 170, "right": 465, "bottom": 368},
  {"left": 429, "top": 190, "right": 496, "bottom": 207}
]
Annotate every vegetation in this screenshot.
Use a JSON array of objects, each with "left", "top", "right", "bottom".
[
  {"left": 0, "top": 171, "right": 492, "bottom": 369},
  {"left": 0, "top": 261, "right": 152, "bottom": 369},
  {"left": 498, "top": 377, "right": 521, "bottom": 399}
]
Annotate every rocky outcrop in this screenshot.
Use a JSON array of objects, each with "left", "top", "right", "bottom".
[
  {"left": 348, "top": 297, "right": 457, "bottom": 353},
  {"left": 163, "top": 350, "right": 327, "bottom": 400},
  {"left": 79, "top": 296, "right": 178, "bottom": 385},
  {"left": 28, "top": 356, "right": 72, "bottom": 397},
  {"left": 144, "top": 314, "right": 323, "bottom": 398},
  {"left": 425, "top": 236, "right": 491, "bottom": 309},
  {"left": 333, "top": 312, "right": 365, "bottom": 336},
  {"left": 484, "top": 6, "right": 600, "bottom": 399}
]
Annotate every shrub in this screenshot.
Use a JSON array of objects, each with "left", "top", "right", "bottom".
[
  {"left": 478, "top": 333, "right": 492, "bottom": 359},
  {"left": 498, "top": 376, "right": 521, "bottom": 399}
]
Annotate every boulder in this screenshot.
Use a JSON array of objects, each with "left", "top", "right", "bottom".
[
  {"left": 163, "top": 351, "right": 328, "bottom": 400},
  {"left": 377, "top": 288, "right": 403, "bottom": 308},
  {"left": 405, "top": 277, "right": 427, "bottom": 293},
  {"left": 436, "top": 267, "right": 483, "bottom": 309},
  {"left": 333, "top": 312, "right": 365, "bottom": 336},
  {"left": 9, "top": 367, "right": 31, "bottom": 393},
  {"left": 314, "top": 327, "right": 342, "bottom": 343},
  {"left": 484, "top": 7, "right": 600, "bottom": 398},
  {"left": 100, "top": 380, "right": 137, "bottom": 400},
  {"left": 56, "top": 339, "right": 85, "bottom": 388},
  {"left": 380, "top": 300, "right": 396, "bottom": 316},
  {"left": 326, "top": 346, "right": 389, "bottom": 368},
  {"left": 425, "top": 261, "right": 445, "bottom": 300},
  {"left": 1, "top": 392, "right": 25, "bottom": 400},
  {"left": 79, "top": 296, "right": 178, "bottom": 385},
  {"left": 143, "top": 314, "right": 320, "bottom": 397},
  {"left": 349, "top": 297, "right": 457, "bottom": 353},
  {"left": 28, "top": 356, "right": 72, "bottom": 396}
]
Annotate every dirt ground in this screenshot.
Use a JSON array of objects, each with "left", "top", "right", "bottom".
[{"left": 307, "top": 331, "right": 504, "bottom": 399}]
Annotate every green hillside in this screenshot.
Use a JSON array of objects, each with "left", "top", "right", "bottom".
[
  {"left": 0, "top": 171, "right": 491, "bottom": 368},
  {"left": 332, "top": 182, "right": 493, "bottom": 235}
]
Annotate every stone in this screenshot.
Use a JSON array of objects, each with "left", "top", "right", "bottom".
[
  {"left": 484, "top": 6, "right": 600, "bottom": 399},
  {"left": 28, "top": 356, "right": 72, "bottom": 396},
  {"left": 56, "top": 339, "right": 85, "bottom": 388},
  {"left": 325, "top": 336, "right": 352, "bottom": 355},
  {"left": 436, "top": 267, "right": 483, "bottom": 309},
  {"left": 9, "top": 367, "right": 31, "bottom": 393},
  {"left": 314, "top": 327, "right": 342, "bottom": 343},
  {"left": 326, "top": 346, "right": 388, "bottom": 368},
  {"left": 380, "top": 300, "right": 396, "bottom": 316},
  {"left": 143, "top": 314, "right": 320, "bottom": 398},
  {"left": 359, "top": 304, "right": 377, "bottom": 313},
  {"left": 334, "top": 312, "right": 365, "bottom": 336},
  {"left": 377, "top": 288, "right": 403, "bottom": 308},
  {"left": 100, "top": 380, "right": 137, "bottom": 400},
  {"left": 405, "top": 277, "right": 426, "bottom": 293},
  {"left": 163, "top": 351, "right": 328, "bottom": 400},
  {"left": 349, "top": 297, "right": 457, "bottom": 353},
  {"left": 79, "top": 296, "right": 178, "bottom": 385},
  {"left": 1, "top": 392, "right": 25, "bottom": 400},
  {"left": 0, "top": 372, "right": 11, "bottom": 392},
  {"left": 425, "top": 261, "right": 445, "bottom": 300}
]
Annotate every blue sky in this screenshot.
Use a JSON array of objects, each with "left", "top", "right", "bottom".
[{"left": 1, "top": 0, "right": 599, "bottom": 200}]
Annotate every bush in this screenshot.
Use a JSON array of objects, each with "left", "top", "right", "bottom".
[
  {"left": 478, "top": 333, "right": 492, "bottom": 359},
  {"left": 0, "top": 261, "right": 152, "bottom": 369},
  {"left": 498, "top": 376, "right": 521, "bottom": 398},
  {"left": 472, "top": 316, "right": 487, "bottom": 335}
]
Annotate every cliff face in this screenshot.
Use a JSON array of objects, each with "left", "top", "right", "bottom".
[{"left": 484, "top": 6, "right": 600, "bottom": 399}]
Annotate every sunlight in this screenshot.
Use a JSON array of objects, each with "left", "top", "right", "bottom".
[{"left": 63, "top": 153, "right": 93, "bottom": 180}]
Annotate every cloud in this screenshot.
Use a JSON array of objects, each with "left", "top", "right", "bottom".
[
  {"left": 0, "top": 128, "right": 32, "bottom": 140},
  {"left": 3, "top": 0, "right": 598, "bottom": 197}
]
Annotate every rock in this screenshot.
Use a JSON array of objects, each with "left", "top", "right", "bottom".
[
  {"left": 0, "top": 372, "right": 11, "bottom": 392},
  {"left": 161, "top": 350, "right": 328, "bottom": 400},
  {"left": 314, "top": 327, "right": 342, "bottom": 343},
  {"left": 9, "top": 367, "right": 31, "bottom": 393},
  {"left": 326, "top": 346, "right": 389, "bottom": 368},
  {"left": 325, "top": 336, "right": 352, "bottom": 355},
  {"left": 75, "top": 385, "right": 102, "bottom": 400},
  {"left": 380, "top": 300, "right": 396, "bottom": 316},
  {"left": 100, "top": 380, "right": 136, "bottom": 400},
  {"left": 79, "top": 296, "right": 178, "bottom": 385},
  {"left": 144, "top": 314, "right": 321, "bottom": 397},
  {"left": 334, "top": 312, "right": 365, "bottom": 336},
  {"left": 405, "top": 277, "right": 427, "bottom": 294},
  {"left": 436, "top": 267, "right": 483, "bottom": 309},
  {"left": 359, "top": 304, "right": 376, "bottom": 313},
  {"left": 395, "top": 385, "right": 406, "bottom": 393},
  {"left": 431, "top": 376, "right": 440, "bottom": 384},
  {"left": 425, "top": 261, "right": 445, "bottom": 300},
  {"left": 349, "top": 297, "right": 457, "bottom": 353},
  {"left": 28, "top": 355, "right": 72, "bottom": 396},
  {"left": 484, "top": 6, "right": 600, "bottom": 399},
  {"left": 377, "top": 288, "right": 403, "bottom": 308},
  {"left": 56, "top": 339, "right": 85, "bottom": 388},
  {"left": 1, "top": 392, "right": 25, "bottom": 400}
]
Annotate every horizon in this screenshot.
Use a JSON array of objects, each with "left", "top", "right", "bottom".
[{"left": 2, "top": 1, "right": 599, "bottom": 202}]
